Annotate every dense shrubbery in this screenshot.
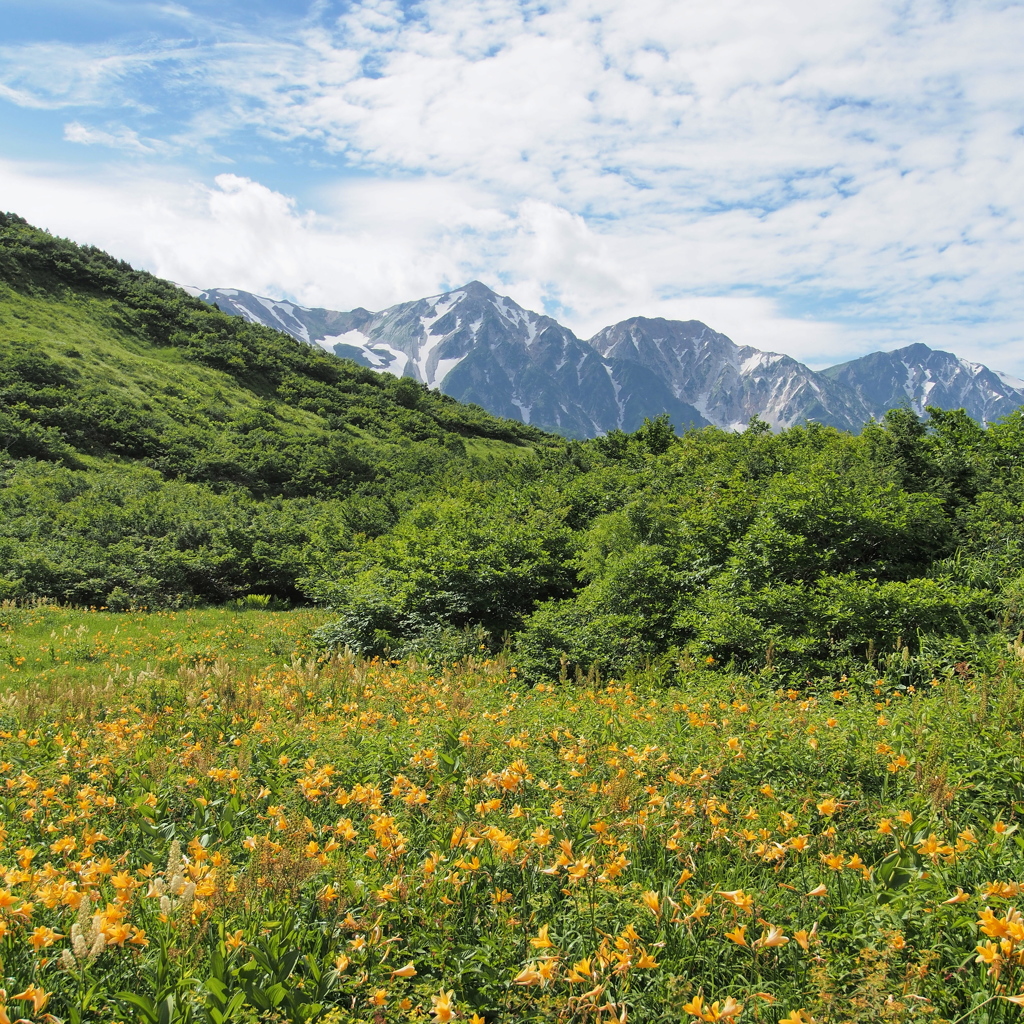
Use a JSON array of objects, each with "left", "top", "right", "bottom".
[
  {"left": 317, "top": 410, "right": 1024, "bottom": 681},
  {"left": 0, "top": 457, "right": 343, "bottom": 607},
  {"left": 305, "top": 489, "right": 576, "bottom": 655}
]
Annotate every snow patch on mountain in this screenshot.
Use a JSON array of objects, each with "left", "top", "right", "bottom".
[
  {"left": 318, "top": 329, "right": 368, "bottom": 353},
  {"left": 433, "top": 355, "right": 467, "bottom": 384},
  {"left": 997, "top": 370, "right": 1024, "bottom": 390},
  {"left": 420, "top": 294, "right": 461, "bottom": 334},
  {"left": 511, "top": 398, "right": 533, "bottom": 424}
]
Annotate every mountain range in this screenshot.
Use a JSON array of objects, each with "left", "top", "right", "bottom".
[{"left": 185, "top": 282, "right": 1024, "bottom": 436}]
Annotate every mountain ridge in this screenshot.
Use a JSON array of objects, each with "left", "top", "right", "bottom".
[{"left": 190, "top": 282, "right": 1024, "bottom": 436}]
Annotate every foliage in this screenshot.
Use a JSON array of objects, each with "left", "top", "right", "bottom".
[
  {"left": 315, "top": 409, "right": 1024, "bottom": 680},
  {"left": 305, "top": 490, "right": 575, "bottom": 657}
]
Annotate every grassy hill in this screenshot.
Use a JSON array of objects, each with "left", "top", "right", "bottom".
[{"left": 0, "top": 213, "right": 564, "bottom": 607}]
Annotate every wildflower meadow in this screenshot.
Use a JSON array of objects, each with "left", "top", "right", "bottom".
[{"left": 0, "top": 603, "right": 1023, "bottom": 1024}]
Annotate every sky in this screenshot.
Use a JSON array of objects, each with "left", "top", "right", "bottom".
[{"left": 1, "top": 0, "right": 1023, "bottom": 371}]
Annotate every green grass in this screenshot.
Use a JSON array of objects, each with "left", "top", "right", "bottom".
[
  {"left": 0, "top": 283, "right": 324, "bottom": 437},
  {"left": 0, "top": 602, "right": 336, "bottom": 690}
]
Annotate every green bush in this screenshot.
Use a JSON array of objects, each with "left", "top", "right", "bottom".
[
  {"left": 306, "top": 492, "right": 574, "bottom": 655},
  {"left": 678, "top": 573, "right": 994, "bottom": 672}
]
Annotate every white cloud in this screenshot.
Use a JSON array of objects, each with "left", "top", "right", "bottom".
[
  {"left": 0, "top": 154, "right": 1005, "bottom": 374},
  {"left": 1, "top": 0, "right": 1023, "bottom": 372},
  {"left": 0, "top": 42, "right": 163, "bottom": 109},
  {"left": 63, "top": 121, "right": 164, "bottom": 154},
  {"left": 0, "top": 161, "right": 496, "bottom": 314}
]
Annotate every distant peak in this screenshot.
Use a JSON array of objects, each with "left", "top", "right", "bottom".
[
  {"left": 591, "top": 314, "right": 717, "bottom": 335},
  {"left": 449, "top": 280, "right": 497, "bottom": 298},
  {"left": 894, "top": 342, "right": 936, "bottom": 357}
]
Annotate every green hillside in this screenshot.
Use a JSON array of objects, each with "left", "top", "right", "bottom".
[{"left": 0, "top": 213, "right": 563, "bottom": 607}]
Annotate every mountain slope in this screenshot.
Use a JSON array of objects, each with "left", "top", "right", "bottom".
[
  {"left": 196, "top": 282, "right": 710, "bottom": 436},
  {"left": 588, "top": 317, "right": 873, "bottom": 432},
  {"left": 822, "top": 343, "right": 1024, "bottom": 425}
]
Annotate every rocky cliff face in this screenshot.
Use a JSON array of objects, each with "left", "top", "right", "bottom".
[{"left": 589, "top": 317, "right": 872, "bottom": 431}]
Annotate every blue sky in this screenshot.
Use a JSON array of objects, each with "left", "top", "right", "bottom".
[{"left": 2, "top": 0, "right": 1023, "bottom": 371}]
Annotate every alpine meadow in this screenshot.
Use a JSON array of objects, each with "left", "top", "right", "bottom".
[{"left": 5, "top": 213, "right": 1024, "bottom": 1024}]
